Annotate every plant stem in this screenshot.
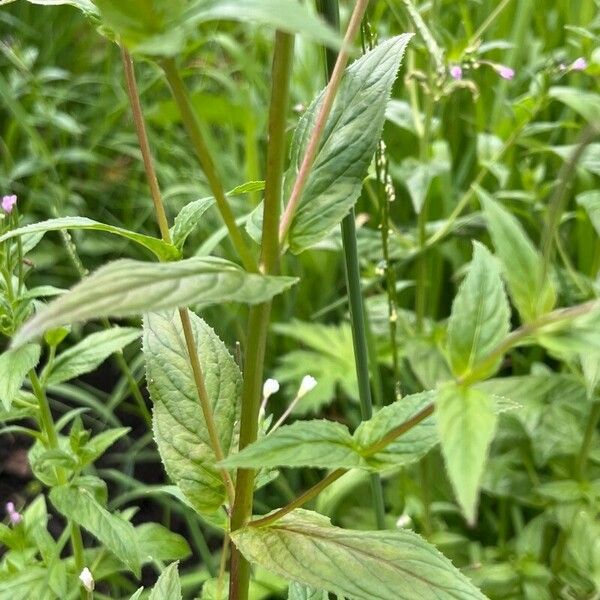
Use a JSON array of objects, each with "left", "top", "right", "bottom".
[
  {"left": 121, "top": 48, "right": 172, "bottom": 244},
  {"left": 317, "top": 0, "right": 386, "bottom": 530},
  {"left": 575, "top": 401, "right": 600, "bottom": 480},
  {"left": 30, "top": 369, "right": 86, "bottom": 599},
  {"left": 160, "top": 58, "right": 257, "bottom": 273},
  {"left": 228, "top": 303, "right": 272, "bottom": 600},
  {"left": 278, "top": 0, "right": 371, "bottom": 244},
  {"left": 229, "top": 31, "right": 295, "bottom": 600},
  {"left": 120, "top": 47, "right": 235, "bottom": 503}
]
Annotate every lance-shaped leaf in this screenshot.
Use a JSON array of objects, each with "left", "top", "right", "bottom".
[
  {"left": 477, "top": 187, "right": 556, "bottom": 322},
  {"left": 42, "top": 327, "right": 140, "bottom": 385},
  {"left": 436, "top": 383, "right": 497, "bottom": 525},
  {"left": 0, "top": 344, "right": 40, "bottom": 410},
  {"left": 232, "top": 509, "right": 486, "bottom": 600},
  {"left": 446, "top": 242, "right": 510, "bottom": 379},
  {"left": 13, "top": 257, "right": 297, "bottom": 347},
  {"left": 49, "top": 485, "right": 140, "bottom": 576},
  {"left": 222, "top": 391, "right": 438, "bottom": 472},
  {"left": 0, "top": 217, "right": 179, "bottom": 261},
  {"left": 222, "top": 420, "right": 360, "bottom": 470},
  {"left": 144, "top": 310, "right": 241, "bottom": 514},
  {"left": 287, "top": 34, "right": 412, "bottom": 253}
]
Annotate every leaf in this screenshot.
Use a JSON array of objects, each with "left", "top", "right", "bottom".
[
  {"left": 273, "top": 321, "right": 358, "bottom": 414},
  {"left": 446, "top": 242, "right": 510, "bottom": 379},
  {"left": 21, "top": 0, "right": 98, "bottom": 14},
  {"left": 436, "top": 384, "right": 498, "bottom": 524},
  {"left": 477, "top": 187, "right": 556, "bottom": 322},
  {"left": 354, "top": 390, "right": 438, "bottom": 470},
  {"left": 549, "top": 86, "right": 600, "bottom": 126},
  {"left": 577, "top": 190, "right": 600, "bottom": 236},
  {"left": 136, "top": 523, "right": 191, "bottom": 562},
  {"left": 0, "top": 217, "right": 178, "bottom": 261},
  {"left": 96, "top": 0, "right": 341, "bottom": 58},
  {"left": 288, "top": 581, "right": 327, "bottom": 600},
  {"left": 43, "top": 327, "right": 140, "bottom": 385},
  {"left": 144, "top": 310, "right": 241, "bottom": 514},
  {"left": 13, "top": 257, "right": 297, "bottom": 347},
  {"left": 49, "top": 485, "right": 140, "bottom": 576},
  {"left": 232, "top": 509, "right": 487, "bottom": 600},
  {"left": 550, "top": 144, "right": 600, "bottom": 176},
  {"left": 128, "top": 589, "right": 144, "bottom": 600},
  {"left": 0, "top": 344, "right": 40, "bottom": 410},
  {"left": 186, "top": 0, "right": 342, "bottom": 50},
  {"left": 221, "top": 420, "right": 360, "bottom": 470},
  {"left": 170, "top": 196, "right": 215, "bottom": 250},
  {"left": 78, "top": 427, "right": 130, "bottom": 467},
  {"left": 287, "top": 35, "right": 412, "bottom": 253},
  {"left": 149, "top": 562, "right": 182, "bottom": 600}
]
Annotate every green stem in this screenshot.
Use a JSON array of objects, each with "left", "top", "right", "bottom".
[
  {"left": 229, "top": 31, "right": 295, "bottom": 600},
  {"left": 120, "top": 47, "right": 235, "bottom": 504},
  {"left": 161, "top": 58, "right": 257, "bottom": 272},
  {"left": 318, "top": 0, "right": 386, "bottom": 531},
  {"left": 30, "top": 369, "right": 86, "bottom": 599},
  {"left": 575, "top": 401, "right": 600, "bottom": 480}
]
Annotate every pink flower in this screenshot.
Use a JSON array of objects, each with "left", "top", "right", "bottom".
[
  {"left": 1, "top": 195, "right": 17, "bottom": 214},
  {"left": 6, "top": 502, "right": 22, "bottom": 525},
  {"left": 571, "top": 57, "right": 587, "bottom": 71},
  {"left": 449, "top": 65, "right": 463, "bottom": 80},
  {"left": 495, "top": 65, "right": 515, "bottom": 80}
]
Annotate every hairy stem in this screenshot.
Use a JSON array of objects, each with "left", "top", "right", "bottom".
[
  {"left": 278, "top": 0, "right": 371, "bottom": 244},
  {"left": 229, "top": 31, "right": 295, "bottom": 600},
  {"left": 161, "top": 58, "right": 257, "bottom": 272}
]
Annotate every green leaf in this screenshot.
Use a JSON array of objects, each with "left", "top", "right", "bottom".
[
  {"left": 128, "top": 589, "right": 144, "bottom": 600},
  {"left": 136, "top": 523, "right": 191, "bottom": 563},
  {"left": 186, "top": 0, "right": 342, "bottom": 50},
  {"left": 436, "top": 384, "right": 497, "bottom": 524},
  {"left": 477, "top": 187, "right": 556, "bottom": 322},
  {"left": 49, "top": 485, "right": 140, "bottom": 576},
  {"left": 96, "top": 0, "right": 341, "bottom": 58},
  {"left": 0, "top": 217, "right": 179, "bottom": 261},
  {"left": 446, "top": 242, "right": 510, "bottom": 379},
  {"left": 232, "top": 509, "right": 487, "bottom": 600},
  {"left": 287, "top": 35, "right": 412, "bottom": 253},
  {"left": 20, "top": 0, "right": 98, "bottom": 14},
  {"left": 221, "top": 420, "right": 359, "bottom": 470},
  {"left": 549, "top": 86, "right": 600, "bottom": 126},
  {"left": 78, "top": 427, "right": 130, "bottom": 467},
  {"left": 13, "top": 257, "right": 297, "bottom": 347},
  {"left": 354, "top": 390, "right": 438, "bottom": 470},
  {"left": 0, "top": 344, "right": 40, "bottom": 410},
  {"left": 144, "top": 310, "right": 241, "bottom": 514},
  {"left": 149, "top": 562, "right": 182, "bottom": 600},
  {"left": 550, "top": 144, "right": 600, "bottom": 176},
  {"left": 170, "top": 197, "right": 215, "bottom": 250},
  {"left": 43, "top": 327, "right": 140, "bottom": 385},
  {"left": 577, "top": 191, "right": 600, "bottom": 236},
  {"left": 288, "top": 582, "right": 327, "bottom": 600}
]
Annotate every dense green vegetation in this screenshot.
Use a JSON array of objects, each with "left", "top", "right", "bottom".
[{"left": 0, "top": 0, "right": 599, "bottom": 598}]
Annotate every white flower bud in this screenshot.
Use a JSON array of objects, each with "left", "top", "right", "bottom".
[
  {"left": 396, "top": 513, "right": 412, "bottom": 528},
  {"left": 79, "top": 567, "right": 94, "bottom": 592},
  {"left": 262, "top": 378, "right": 280, "bottom": 400},
  {"left": 298, "top": 375, "right": 317, "bottom": 398}
]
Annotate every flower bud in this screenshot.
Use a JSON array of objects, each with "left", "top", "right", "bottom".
[
  {"left": 1, "top": 195, "right": 17, "bottom": 214},
  {"left": 79, "top": 567, "right": 94, "bottom": 592},
  {"left": 298, "top": 375, "right": 317, "bottom": 398}
]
